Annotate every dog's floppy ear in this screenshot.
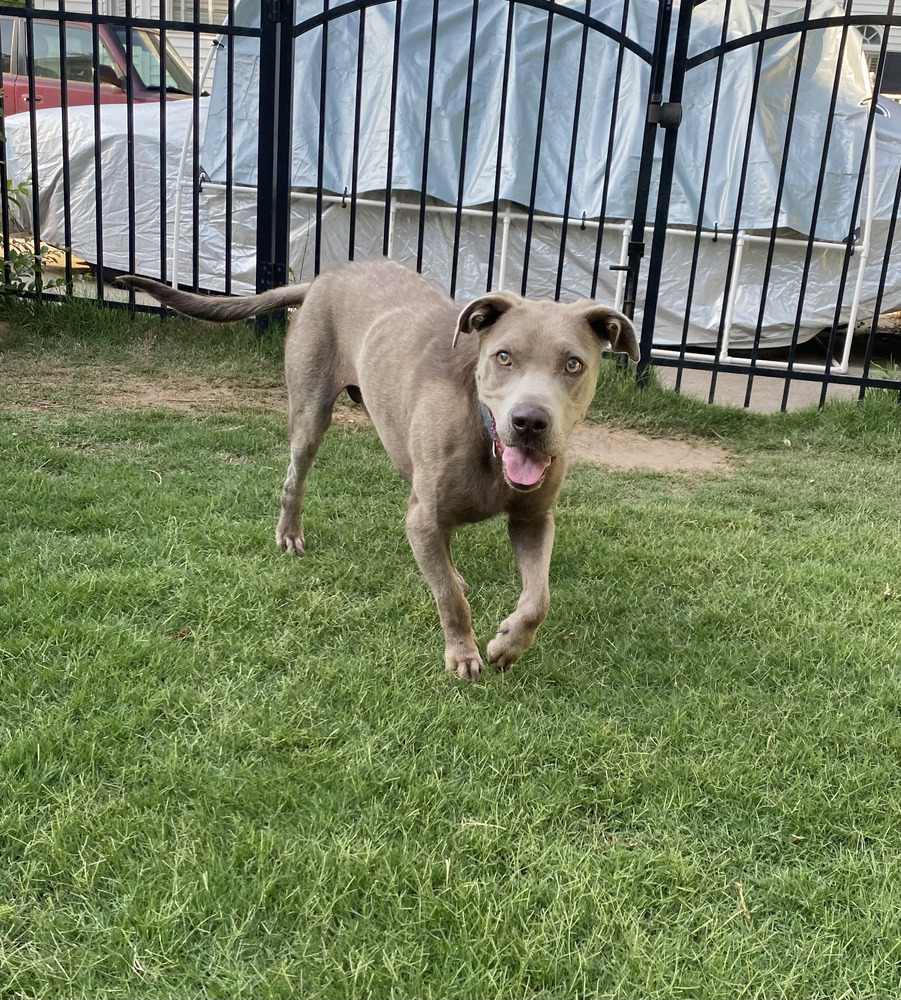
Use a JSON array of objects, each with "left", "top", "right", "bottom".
[
  {"left": 583, "top": 305, "right": 640, "bottom": 362},
  {"left": 453, "top": 291, "right": 521, "bottom": 349}
]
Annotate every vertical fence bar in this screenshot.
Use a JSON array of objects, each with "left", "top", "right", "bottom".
[
  {"left": 817, "top": 19, "right": 890, "bottom": 404},
  {"left": 190, "top": 0, "right": 201, "bottom": 287},
  {"left": 224, "top": 3, "right": 235, "bottom": 293},
  {"left": 858, "top": 138, "right": 901, "bottom": 401},
  {"left": 0, "top": 58, "right": 10, "bottom": 290},
  {"left": 255, "top": 0, "right": 294, "bottom": 292},
  {"left": 555, "top": 0, "right": 592, "bottom": 301},
  {"left": 674, "top": 0, "right": 732, "bottom": 394},
  {"left": 449, "top": 0, "right": 479, "bottom": 299},
  {"left": 591, "top": 0, "right": 630, "bottom": 298},
  {"left": 636, "top": 0, "right": 692, "bottom": 364},
  {"left": 348, "top": 6, "right": 366, "bottom": 261},
  {"left": 90, "top": 0, "right": 104, "bottom": 302},
  {"left": 706, "top": 0, "right": 770, "bottom": 403},
  {"left": 314, "top": 0, "right": 329, "bottom": 274},
  {"left": 57, "top": 1, "right": 74, "bottom": 292},
  {"left": 520, "top": 6, "right": 554, "bottom": 296},
  {"left": 782, "top": 12, "right": 853, "bottom": 410},
  {"left": 382, "top": 0, "right": 402, "bottom": 257},
  {"left": 416, "top": 0, "right": 440, "bottom": 273},
  {"left": 625, "top": 0, "right": 675, "bottom": 351},
  {"left": 159, "top": 1, "right": 169, "bottom": 287},
  {"left": 486, "top": 0, "right": 515, "bottom": 292},
  {"left": 23, "top": 6, "right": 44, "bottom": 293},
  {"left": 125, "top": 0, "right": 137, "bottom": 285},
  {"left": 742, "top": 0, "right": 813, "bottom": 408}
]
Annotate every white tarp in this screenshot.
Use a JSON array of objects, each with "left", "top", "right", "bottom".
[
  {"left": 202, "top": 0, "right": 871, "bottom": 242},
  {"left": 5, "top": 0, "right": 901, "bottom": 349},
  {"left": 3, "top": 99, "right": 223, "bottom": 280}
]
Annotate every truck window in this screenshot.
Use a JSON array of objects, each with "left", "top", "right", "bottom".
[
  {"left": 112, "top": 26, "right": 193, "bottom": 94},
  {"left": 30, "top": 21, "right": 120, "bottom": 86},
  {"left": 1, "top": 17, "right": 12, "bottom": 76}
]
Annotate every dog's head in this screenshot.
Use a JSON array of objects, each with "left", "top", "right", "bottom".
[{"left": 454, "top": 291, "right": 638, "bottom": 492}]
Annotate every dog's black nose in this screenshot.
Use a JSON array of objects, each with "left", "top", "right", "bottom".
[{"left": 510, "top": 404, "right": 551, "bottom": 439}]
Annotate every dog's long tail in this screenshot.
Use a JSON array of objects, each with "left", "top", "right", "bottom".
[{"left": 117, "top": 275, "right": 312, "bottom": 322}]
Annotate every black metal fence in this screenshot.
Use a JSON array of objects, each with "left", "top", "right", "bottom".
[{"left": 3, "top": 0, "right": 901, "bottom": 409}]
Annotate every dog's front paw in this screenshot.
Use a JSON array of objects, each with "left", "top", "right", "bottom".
[
  {"left": 487, "top": 617, "right": 536, "bottom": 672},
  {"left": 445, "top": 644, "right": 484, "bottom": 681},
  {"left": 275, "top": 525, "right": 306, "bottom": 556}
]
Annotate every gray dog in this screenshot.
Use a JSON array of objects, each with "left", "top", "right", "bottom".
[{"left": 120, "top": 259, "right": 638, "bottom": 678}]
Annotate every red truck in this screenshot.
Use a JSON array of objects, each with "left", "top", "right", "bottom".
[{"left": 0, "top": 14, "right": 194, "bottom": 115}]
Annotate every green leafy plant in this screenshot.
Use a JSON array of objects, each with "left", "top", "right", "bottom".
[
  {"left": 1, "top": 88, "right": 72, "bottom": 296},
  {"left": 1, "top": 179, "right": 71, "bottom": 295},
  {"left": 870, "top": 357, "right": 901, "bottom": 381}
]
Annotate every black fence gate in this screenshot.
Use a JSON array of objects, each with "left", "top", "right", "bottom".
[
  {"left": 640, "top": 0, "right": 901, "bottom": 409},
  {"left": 3, "top": 0, "right": 901, "bottom": 409}
]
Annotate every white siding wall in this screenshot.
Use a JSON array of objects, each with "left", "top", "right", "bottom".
[
  {"left": 767, "top": 0, "right": 901, "bottom": 51},
  {"left": 166, "top": 29, "right": 217, "bottom": 76}
]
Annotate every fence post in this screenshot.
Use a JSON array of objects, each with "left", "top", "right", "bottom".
[
  {"left": 635, "top": 0, "right": 693, "bottom": 370},
  {"left": 614, "top": 0, "right": 689, "bottom": 370},
  {"left": 616, "top": 0, "right": 673, "bottom": 345},
  {"left": 256, "top": 0, "right": 295, "bottom": 293}
]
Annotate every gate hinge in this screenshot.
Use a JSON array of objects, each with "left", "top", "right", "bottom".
[
  {"left": 647, "top": 97, "right": 682, "bottom": 130},
  {"left": 260, "top": 261, "right": 287, "bottom": 288}
]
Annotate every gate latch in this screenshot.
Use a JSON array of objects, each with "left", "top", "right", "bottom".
[{"left": 647, "top": 96, "right": 682, "bottom": 130}]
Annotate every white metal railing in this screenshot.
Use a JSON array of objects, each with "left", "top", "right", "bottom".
[{"left": 652, "top": 125, "right": 878, "bottom": 377}]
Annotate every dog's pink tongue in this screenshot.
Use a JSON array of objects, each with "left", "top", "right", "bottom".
[{"left": 502, "top": 446, "right": 552, "bottom": 487}]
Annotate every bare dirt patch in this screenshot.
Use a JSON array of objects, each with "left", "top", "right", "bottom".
[
  {"left": 5, "top": 366, "right": 730, "bottom": 473},
  {"left": 568, "top": 423, "right": 732, "bottom": 474},
  {"left": 3, "top": 368, "right": 372, "bottom": 426},
  {"left": 89, "top": 379, "right": 371, "bottom": 425},
  {"left": 92, "top": 378, "right": 288, "bottom": 413}
]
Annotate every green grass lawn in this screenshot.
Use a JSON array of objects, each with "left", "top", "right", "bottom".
[{"left": 3, "top": 299, "right": 901, "bottom": 999}]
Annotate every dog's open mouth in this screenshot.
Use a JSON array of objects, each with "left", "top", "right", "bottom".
[
  {"left": 499, "top": 440, "right": 555, "bottom": 489},
  {"left": 482, "top": 406, "right": 555, "bottom": 491}
]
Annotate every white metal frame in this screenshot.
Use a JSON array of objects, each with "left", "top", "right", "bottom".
[{"left": 651, "top": 126, "right": 878, "bottom": 376}]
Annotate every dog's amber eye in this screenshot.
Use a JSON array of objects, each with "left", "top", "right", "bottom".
[
  {"left": 496, "top": 351, "right": 513, "bottom": 367},
  {"left": 565, "top": 357, "right": 584, "bottom": 374}
]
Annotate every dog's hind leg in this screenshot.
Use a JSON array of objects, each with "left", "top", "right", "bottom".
[{"left": 275, "top": 398, "right": 333, "bottom": 556}]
